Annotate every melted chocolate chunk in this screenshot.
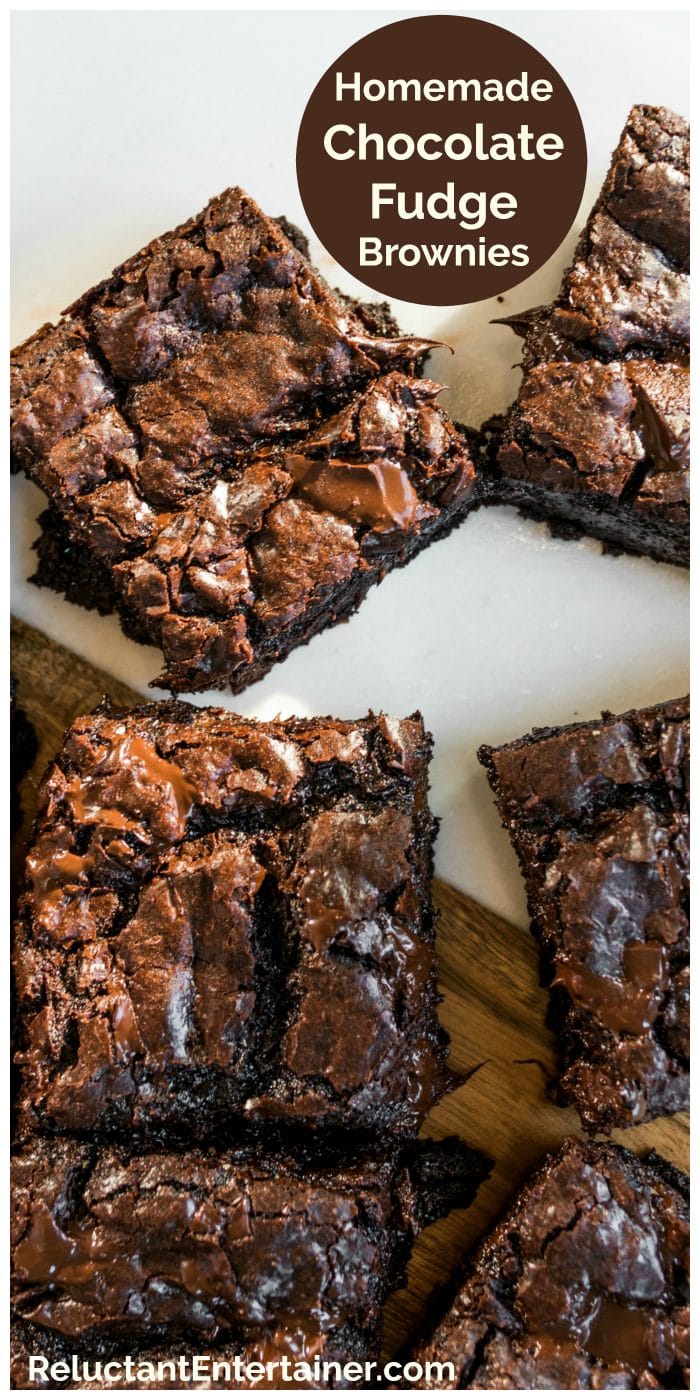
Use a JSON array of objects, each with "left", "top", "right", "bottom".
[
  {"left": 415, "top": 1138, "right": 689, "bottom": 1390},
  {"left": 11, "top": 191, "right": 480, "bottom": 695},
  {"left": 14, "top": 701, "right": 454, "bottom": 1144},
  {"left": 479, "top": 696, "right": 689, "bottom": 1133},
  {"left": 10, "top": 1135, "right": 490, "bottom": 1371}
]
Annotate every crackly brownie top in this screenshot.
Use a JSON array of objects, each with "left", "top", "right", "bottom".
[
  {"left": 499, "top": 359, "right": 689, "bottom": 517},
  {"left": 10, "top": 189, "right": 480, "bottom": 692},
  {"left": 602, "top": 105, "right": 690, "bottom": 272},
  {"left": 11, "top": 1135, "right": 487, "bottom": 1350},
  {"left": 547, "top": 104, "right": 690, "bottom": 357},
  {"left": 10, "top": 1139, "right": 407, "bottom": 1346},
  {"left": 503, "top": 105, "right": 690, "bottom": 366},
  {"left": 547, "top": 212, "right": 689, "bottom": 357},
  {"left": 11, "top": 188, "right": 430, "bottom": 473},
  {"left": 479, "top": 697, "right": 689, "bottom": 1131},
  {"left": 12, "top": 234, "right": 474, "bottom": 691},
  {"left": 418, "top": 1138, "right": 689, "bottom": 1389},
  {"left": 112, "top": 373, "right": 475, "bottom": 688},
  {"left": 14, "top": 702, "right": 451, "bottom": 1141}
]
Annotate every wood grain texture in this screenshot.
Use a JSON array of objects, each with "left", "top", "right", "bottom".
[{"left": 10, "top": 616, "right": 689, "bottom": 1363}]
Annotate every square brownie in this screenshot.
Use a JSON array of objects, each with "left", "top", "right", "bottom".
[
  {"left": 10, "top": 1134, "right": 490, "bottom": 1380},
  {"left": 415, "top": 1137, "right": 689, "bottom": 1389},
  {"left": 478, "top": 696, "right": 689, "bottom": 1132},
  {"left": 492, "top": 106, "right": 689, "bottom": 566},
  {"left": 14, "top": 701, "right": 453, "bottom": 1143},
  {"left": 11, "top": 188, "right": 481, "bottom": 693}
]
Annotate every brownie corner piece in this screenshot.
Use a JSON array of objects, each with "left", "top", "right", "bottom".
[
  {"left": 14, "top": 701, "right": 455, "bottom": 1145},
  {"left": 11, "top": 187, "right": 481, "bottom": 695},
  {"left": 415, "top": 1136, "right": 689, "bottom": 1389},
  {"left": 495, "top": 356, "right": 689, "bottom": 567},
  {"left": 10, "top": 1133, "right": 490, "bottom": 1381},
  {"left": 491, "top": 104, "right": 689, "bottom": 568},
  {"left": 478, "top": 695, "right": 689, "bottom": 1133}
]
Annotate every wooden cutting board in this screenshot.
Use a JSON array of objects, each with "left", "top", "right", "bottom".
[{"left": 10, "top": 616, "right": 689, "bottom": 1360}]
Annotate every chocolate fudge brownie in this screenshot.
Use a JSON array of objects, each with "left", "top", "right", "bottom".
[
  {"left": 11, "top": 188, "right": 482, "bottom": 693},
  {"left": 10, "top": 1135, "right": 490, "bottom": 1385},
  {"left": 14, "top": 701, "right": 454, "bottom": 1144},
  {"left": 492, "top": 107, "right": 689, "bottom": 566},
  {"left": 11, "top": 678, "right": 38, "bottom": 833},
  {"left": 415, "top": 1137, "right": 689, "bottom": 1389},
  {"left": 478, "top": 697, "right": 689, "bottom": 1133}
]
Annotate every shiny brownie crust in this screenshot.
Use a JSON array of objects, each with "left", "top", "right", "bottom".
[
  {"left": 492, "top": 106, "right": 690, "bottom": 566},
  {"left": 479, "top": 696, "right": 689, "bottom": 1132},
  {"left": 11, "top": 188, "right": 481, "bottom": 693},
  {"left": 14, "top": 702, "right": 453, "bottom": 1144},
  {"left": 10, "top": 1135, "right": 490, "bottom": 1383},
  {"left": 415, "top": 1137, "right": 689, "bottom": 1389}
]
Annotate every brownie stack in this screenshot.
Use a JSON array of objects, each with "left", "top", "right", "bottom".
[
  {"left": 11, "top": 701, "right": 490, "bottom": 1388},
  {"left": 492, "top": 106, "right": 690, "bottom": 567}
]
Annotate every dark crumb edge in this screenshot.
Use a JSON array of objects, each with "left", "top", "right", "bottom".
[
  {"left": 30, "top": 488, "right": 492, "bottom": 696},
  {"left": 478, "top": 415, "right": 689, "bottom": 569},
  {"left": 476, "top": 694, "right": 689, "bottom": 772},
  {"left": 482, "top": 475, "right": 688, "bottom": 568}
]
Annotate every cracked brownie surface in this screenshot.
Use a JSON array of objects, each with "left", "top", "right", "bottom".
[
  {"left": 11, "top": 188, "right": 481, "bottom": 693},
  {"left": 14, "top": 701, "right": 453, "bottom": 1144},
  {"left": 492, "top": 106, "right": 690, "bottom": 566},
  {"left": 416, "top": 1137, "right": 689, "bottom": 1389},
  {"left": 479, "top": 696, "right": 689, "bottom": 1132},
  {"left": 10, "top": 1134, "right": 490, "bottom": 1379}
]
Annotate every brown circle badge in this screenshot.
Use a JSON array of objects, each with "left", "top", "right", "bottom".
[{"left": 297, "top": 15, "right": 587, "bottom": 305}]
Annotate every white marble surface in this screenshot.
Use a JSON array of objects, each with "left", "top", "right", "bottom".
[{"left": 11, "top": 9, "right": 689, "bottom": 928}]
